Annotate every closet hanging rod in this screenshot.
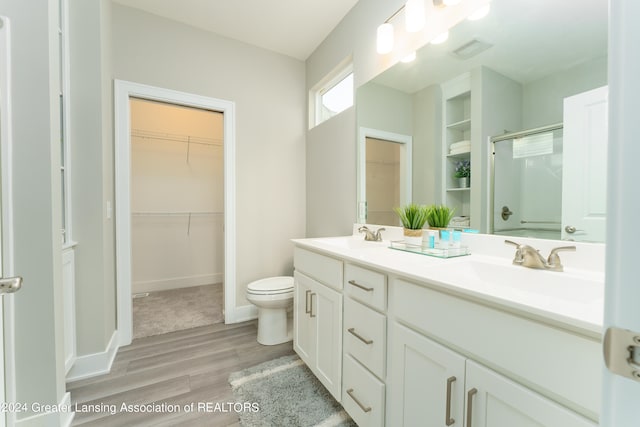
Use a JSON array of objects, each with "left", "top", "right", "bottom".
[
  {"left": 132, "top": 211, "right": 223, "bottom": 216},
  {"left": 130, "top": 129, "right": 223, "bottom": 147}
]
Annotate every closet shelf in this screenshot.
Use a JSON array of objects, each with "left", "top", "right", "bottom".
[
  {"left": 132, "top": 211, "right": 223, "bottom": 216},
  {"left": 131, "top": 129, "right": 223, "bottom": 147}
]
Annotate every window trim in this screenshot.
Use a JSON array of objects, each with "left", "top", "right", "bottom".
[{"left": 309, "top": 56, "right": 354, "bottom": 129}]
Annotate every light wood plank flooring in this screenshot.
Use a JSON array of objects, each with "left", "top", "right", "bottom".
[{"left": 67, "top": 321, "right": 294, "bottom": 426}]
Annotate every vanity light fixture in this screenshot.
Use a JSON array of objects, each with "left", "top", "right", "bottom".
[
  {"left": 377, "top": 22, "right": 394, "bottom": 54},
  {"left": 405, "top": 0, "right": 426, "bottom": 32},
  {"left": 468, "top": 3, "right": 491, "bottom": 21},
  {"left": 431, "top": 31, "right": 450, "bottom": 44}
]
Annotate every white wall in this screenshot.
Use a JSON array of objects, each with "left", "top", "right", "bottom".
[
  {"left": 130, "top": 99, "right": 224, "bottom": 293},
  {"left": 111, "top": 4, "right": 306, "bottom": 308},
  {"left": 69, "top": 0, "right": 116, "bottom": 359},
  {"left": 0, "top": 0, "right": 67, "bottom": 422},
  {"left": 522, "top": 56, "right": 607, "bottom": 129}
]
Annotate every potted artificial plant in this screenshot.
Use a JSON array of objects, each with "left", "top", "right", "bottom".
[
  {"left": 393, "top": 203, "right": 429, "bottom": 245},
  {"left": 426, "top": 204, "right": 455, "bottom": 232},
  {"left": 454, "top": 159, "right": 471, "bottom": 188}
]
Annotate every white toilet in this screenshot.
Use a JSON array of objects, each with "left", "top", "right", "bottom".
[{"left": 246, "top": 276, "right": 294, "bottom": 345}]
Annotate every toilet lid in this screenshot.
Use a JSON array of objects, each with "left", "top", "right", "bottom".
[{"left": 247, "top": 276, "right": 294, "bottom": 294}]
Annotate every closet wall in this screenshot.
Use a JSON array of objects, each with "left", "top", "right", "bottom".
[{"left": 130, "top": 98, "right": 224, "bottom": 293}]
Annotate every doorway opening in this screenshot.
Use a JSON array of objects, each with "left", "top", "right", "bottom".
[
  {"left": 129, "top": 98, "right": 224, "bottom": 338},
  {"left": 115, "top": 81, "right": 237, "bottom": 347},
  {"left": 357, "top": 127, "right": 412, "bottom": 224}
]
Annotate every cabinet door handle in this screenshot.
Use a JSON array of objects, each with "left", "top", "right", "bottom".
[
  {"left": 348, "top": 280, "right": 374, "bottom": 292},
  {"left": 346, "top": 388, "right": 372, "bottom": 413},
  {"left": 309, "top": 293, "right": 316, "bottom": 318},
  {"left": 445, "top": 376, "right": 456, "bottom": 426},
  {"left": 305, "top": 290, "right": 311, "bottom": 314},
  {"left": 347, "top": 327, "right": 373, "bottom": 345},
  {"left": 466, "top": 388, "right": 477, "bottom": 427}
]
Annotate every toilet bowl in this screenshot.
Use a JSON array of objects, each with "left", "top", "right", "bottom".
[{"left": 246, "top": 276, "right": 294, "bottom": 345}]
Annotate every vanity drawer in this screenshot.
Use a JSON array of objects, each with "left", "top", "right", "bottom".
[
  {"left": 344, "top": 297, "right": 386, "bottom": 379},
  {"left": 342, "top": 354, "right": 385, "bottom": 427},
  {"left": 294, "top": 247, "right": 343, "bottom": 290},
  {"left": 344, "top": 263, "right": 386, "bottom": 311}
]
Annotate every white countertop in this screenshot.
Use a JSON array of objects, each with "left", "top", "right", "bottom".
[{"left": 292, "top": 232, "right": 605, "bottom": 338}]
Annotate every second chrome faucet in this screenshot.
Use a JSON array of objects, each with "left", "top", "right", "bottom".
[{"left": 505, "top": 240, "right": 576, "bottom": 272}]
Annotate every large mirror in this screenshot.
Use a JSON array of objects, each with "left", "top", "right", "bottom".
[{"left": 357, "top": 0, "right": 608, "bottom": 242}]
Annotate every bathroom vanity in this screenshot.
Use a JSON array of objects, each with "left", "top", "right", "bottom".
[{"left": 292, "top": 229, "right": 603, "bottom": 427}]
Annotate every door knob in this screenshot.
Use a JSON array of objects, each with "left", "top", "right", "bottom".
[{"left": 0, "top": 276, "right": 22, "bottom": 294}]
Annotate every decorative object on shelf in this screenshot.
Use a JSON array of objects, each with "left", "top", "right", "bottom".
[
  {"left": 389, "top": 240, "right": 470, "bottom": 258},
  {"left": 454, "top": 159, "right": 470, "bottom": 188},
  {"left": 426, "top": 204, "right": 455, "bottom": 231},
  {"left": 393, "top": 203, "right": 430, "bottom": 245}
]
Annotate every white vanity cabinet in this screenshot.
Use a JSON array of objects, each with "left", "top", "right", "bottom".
[
  {"left": 342, "top": 263, "right": 388, "bottom": 427},
  {"left": 389, "top": 322, "right": 596, "bottom": 427},
  {"left": 388, "top": 277, "right": 599, "bottom": 427},
  {"left": 293, "top": 248, "right": 343, "bottom": 401}
]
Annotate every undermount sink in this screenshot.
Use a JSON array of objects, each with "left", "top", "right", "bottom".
[
  {"left": 310, "top": 236, "right": 387, "bottom": 250},
  {"left": 431, "top": 258, "right": 604, "bottom": 306}
]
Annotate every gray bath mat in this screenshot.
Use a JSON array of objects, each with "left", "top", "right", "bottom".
[{"left": 229, "top": 354, "right": 356, "bottom": 427}]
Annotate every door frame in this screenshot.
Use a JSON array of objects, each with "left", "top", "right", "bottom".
[
  {"left": 0, "top": 15, "right": 17, "bottom": 427},
  {"left": 357, "top": 127, "right": 412, "bottom": 223},
  {"left": 114, "top": 80, "right": 237, "bottom": 346}
]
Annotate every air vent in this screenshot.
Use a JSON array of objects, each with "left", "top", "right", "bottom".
[{"left": 451, "top": 39, "right": 493, "bottom": 60}]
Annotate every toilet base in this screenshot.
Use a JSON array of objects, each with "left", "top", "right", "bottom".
[{"left": 256, "top": 307, "right": 292, "bottom": 345}]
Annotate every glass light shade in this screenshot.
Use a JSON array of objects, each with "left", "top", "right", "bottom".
[
  {"left": 401, "top": 52, "right": 417, "bottom": 63},
  {"left": 405, "top": 0, "right": 426, "bottom": 32},
  {"left": 430, "top": 31, "right": 449, "bottom": 45},
  {"left": 468, "top": 4, "right": 491, "bottom": 21},
  {"left": 443, "top": 0, "right": 462, "bottom": 5},
  {"left": 377, "top": 23, "right": 394, "bottom": 54}
]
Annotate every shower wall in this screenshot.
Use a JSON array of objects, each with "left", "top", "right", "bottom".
[{"left": 130, "top": 98, "right": 224, "bottom": 293}]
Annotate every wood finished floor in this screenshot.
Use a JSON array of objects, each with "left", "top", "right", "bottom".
[{"left": 67, "top": 321, "right": 294, "bottom": 426}]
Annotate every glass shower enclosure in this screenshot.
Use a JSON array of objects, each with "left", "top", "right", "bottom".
[{"left": 491, "top": 124, "right": 564, "bottom": 240}]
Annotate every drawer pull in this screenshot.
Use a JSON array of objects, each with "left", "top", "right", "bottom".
[
  {"left": 305, "top": 290, "right": 311, "bottom": 314},
  {"left": 346, "top": 388, "right": 372, "bottom": 413},
  {"left": 309, "top": 293, "right": 316, "bottom": 318},
  {"left": 348, "top": 327, "right": 374, "bottom": 345},
  {"left": 348, "top": 280, "right": 374, "bottom": 292},
  {"left": 445, "top": 376, "right": 456, "bottom": 426},
  {"left": 466, "top": 388, "right": 477, "bottom": 427}
]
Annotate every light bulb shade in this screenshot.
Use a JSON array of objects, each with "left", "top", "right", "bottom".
[
  {"left": 377, "top": 23, "right": 394, "bottom": 54},
  {"left": 405, "top": 0, "right": 426, "bottom": 32},
  {"left": 468, "top": 4, "right": 491, "bottom": 21},
  {"left": 401, "top": 52, "right": 417, "bottom": 63},
  {"left": 443, "top": 0, "right": 462, "bottom": 6},
  {"left": 430, "top": 31, "right": 449, "bottom": 45}
]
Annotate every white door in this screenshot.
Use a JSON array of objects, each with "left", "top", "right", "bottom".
[
  {"left": 561, "top": 86, "right": 608, "bottom": 242},
  {"left": 465, "top": 361, "right": 595, "bottom": 427},
  {"left": 600, "top": 2, "right": 640, "bottom": 425},
  {"left": 312, "top": 278, "right": 342, "bottom": 401},
  {"left": 0, "top": 15, "right": 23, "bottom": 427},
  {"left": 388, "top": 323, "right": 466, "bottom": 427},
  {"left": 293, "top": 271, "right": 315, "bottom": 364}
]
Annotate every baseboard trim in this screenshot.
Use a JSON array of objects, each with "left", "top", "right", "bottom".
[
  {"left": 132, "top": 273, "right": 222, "bottom": 294},
  {"left": 14, "top": 392, "right": 74, "bottom": 427},
  {"left": 65, "top": 330, "right": 118, "bottom": 382},
  {"left": 226, "top": 304, "right": 258, "bottom": 323}
]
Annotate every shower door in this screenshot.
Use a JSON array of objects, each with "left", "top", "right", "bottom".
[{"left": 492, "top": 126, "right": 564, "bottom": 240}]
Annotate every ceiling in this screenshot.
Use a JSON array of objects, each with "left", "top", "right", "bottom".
[{"left": 111, "top": 0, "right": 360, "bottom": 61}]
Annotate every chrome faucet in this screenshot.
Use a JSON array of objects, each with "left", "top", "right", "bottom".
[
  {"left": 505, "top": 240, "right": 576, "bottom": 272},
  {"left": 359, "top": 226, "right": 385, "bottom": 242}
]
